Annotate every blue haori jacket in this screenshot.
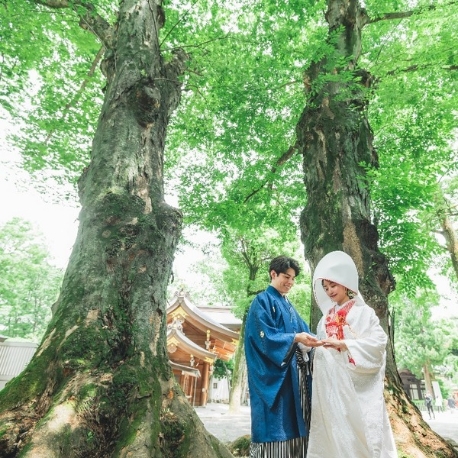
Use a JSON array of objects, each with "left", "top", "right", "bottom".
[{"left": 245, "top": 285, "right": 311, "bottom": 443}]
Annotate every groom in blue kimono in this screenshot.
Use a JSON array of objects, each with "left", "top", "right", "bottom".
[{"left": 245, "top": 255, "right": 321, "bottom": 457}]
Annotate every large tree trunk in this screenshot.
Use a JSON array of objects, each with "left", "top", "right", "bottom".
[
  {"left": 437, "top": 194, "right": 458, "bottom": 281},
  {"left": 228, "top": 314, "right": 248, "bottom": 412},
  {"left": 228, "top": 247, "right": 265, "bottom": 412},
  {"left": 0, "top": 1, "right": 232, "bottom": 457},
  {"left": 296, "top": 1, "right": 457, "bottom": 456},
  {"left": 423, "top": 363, "right": 434, "bottom": 398}
]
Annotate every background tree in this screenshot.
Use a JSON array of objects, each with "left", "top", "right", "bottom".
[
  {"left": 0, "top": 217, "right": 63, "bottom": 340},
  {"left": 435, "top": 185, "right": 458, "bottom": 283},
  {"left": 439, "top": 320, "right": 458, "bottom": 392},
  {"left": 392, "top": 289, "right": 452, "bottom": 396}
]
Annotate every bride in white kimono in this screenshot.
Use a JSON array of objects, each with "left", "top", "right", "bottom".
[{"left": 307, "top": 251, "right": 397, "bottom": 458}]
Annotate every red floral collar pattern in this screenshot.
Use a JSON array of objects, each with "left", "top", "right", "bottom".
[{"left": 325, "top": 299, "right": 356, "bottom": 365}]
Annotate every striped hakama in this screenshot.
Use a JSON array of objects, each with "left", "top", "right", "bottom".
[{"left": 250, "top": 350, "right": 312, "bottom": 458}]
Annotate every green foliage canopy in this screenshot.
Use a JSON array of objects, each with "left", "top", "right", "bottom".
[
  {"left": 1, "top": 0, "right": 457, "bottom": 366},
  {"left": 364, "top": 0, "right": 458, "bottom": 291}
]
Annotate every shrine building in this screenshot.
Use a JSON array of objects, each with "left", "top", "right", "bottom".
[{"left": 166, "top": 291, "right": 241, "bottom": 406}]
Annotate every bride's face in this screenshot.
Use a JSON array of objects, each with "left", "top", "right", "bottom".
[{"left": 322, "top": 280, "right": 349, "bottom": 306}]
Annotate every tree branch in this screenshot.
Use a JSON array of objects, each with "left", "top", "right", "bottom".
[
  {"left": 164, "top": 48, "right": 190, "bottom": 83},
  {"left": 368, "top": 1, "right": 458, "bottom": 25},
  {"left": 168, "top": 35, "right": 232, "bottom": 52},
  {"left": 162, "top": 48, "right": 191, "bottom": 116},
  {"left": 34, "top": 0, "right": 69, "bottom": 8},
  {"left": 160, "top": 0, "right": 199, "bottom": 48},
  {"left": 34, "top": 0, "right": 114, "bottom": 47},
  {"left": 369, "top": 10, "right": 415, "bottom": 24},
  {"left": 244, "top": 143, "right": 299, "bottom": 203},
  {"left": 386, "top": 62, "right": 458, "bottom": 76},
  {"left": 44, "top": 46, "right": 105, "bottom": 145}
]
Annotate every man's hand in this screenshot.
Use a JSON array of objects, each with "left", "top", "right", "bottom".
[{"left": 294, "top": 332, "right": 323, "bottom": 347}]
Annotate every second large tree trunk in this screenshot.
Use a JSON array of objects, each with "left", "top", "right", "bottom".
[{"left": 296, "top": 1, "right": 456, "bottom": 456}]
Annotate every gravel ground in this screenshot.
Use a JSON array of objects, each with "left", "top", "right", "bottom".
[{"left": 196, "top": 403, "right": 458, "bottom": 450}]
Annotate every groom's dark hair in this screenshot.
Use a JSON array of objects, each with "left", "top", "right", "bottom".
[{"left": 269, "top": 256, "right": 301, "bottom": 279}]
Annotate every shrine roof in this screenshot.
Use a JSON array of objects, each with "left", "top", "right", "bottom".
[
  {"left": 167, "top": 327, "right": 217, "bottom": 363},
  {"left": 196, "top": 306, "right": 242, "bottom": 331},
  {"left": 167, "top": 292, "right": 239, "bottom": 341},
  {"left": 170, "top": 361, "right": 201, "bottom": 378}
]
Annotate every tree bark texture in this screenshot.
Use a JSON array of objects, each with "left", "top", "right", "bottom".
[
  {"left": 229, "top": 243, "right": 262, "bottom": 412},
  {"left": 0, "top": 1, "right": 232, "bottom": 457},
  {"left": 296, "top": 1, "right": 457, "bottom": 456},
  {"left": 438, "top": 198, "right": 458, "bottom": 281},
  {"left": 228, "top": 314, "right": 248, "bottom": 413},
  {"left": 423, "top": 363, "right": 434, "bottom": 398}
]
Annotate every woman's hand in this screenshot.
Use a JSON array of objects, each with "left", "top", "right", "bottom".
[{"left": 322, "top": 338, "right": 347, "bottom": 352}]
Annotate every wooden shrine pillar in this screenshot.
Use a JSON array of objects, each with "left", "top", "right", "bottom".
[{"left": 201, "top": 361, "right": 210, "bottom": 406}]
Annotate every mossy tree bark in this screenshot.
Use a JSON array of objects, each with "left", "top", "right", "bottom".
[
  {"left": 296, "top": 1, "right": 457, "bottom": 456},
  {"left": 228, "top": 247, "right": 263, "bottom": 412},
  {"left": 0, "top": 1, "right": 232, "bottom": 457}
]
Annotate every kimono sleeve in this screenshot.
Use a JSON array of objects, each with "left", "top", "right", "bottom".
[
  {"left": 345, "top": 306, "right": 387, "bottom": 374},
  {"left": 245, "top": 293, "right": 296, "bottom": 409}
]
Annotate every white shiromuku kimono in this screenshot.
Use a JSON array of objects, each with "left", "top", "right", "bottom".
[{"left": 307, "top": 251, "right": 397, "bottom": 458}]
